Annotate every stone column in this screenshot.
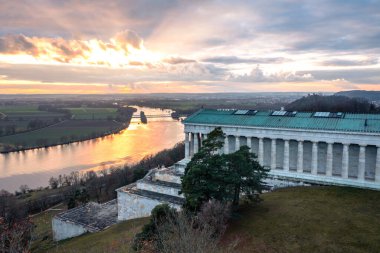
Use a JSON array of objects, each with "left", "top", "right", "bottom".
[
  {"left": 185, "top": 132, "right": 190, "bottom": 159},
  {"left": 297, "top": 140, "right": 304, "bottom": 173},
  {"left": 358, "top": 145, "right": 366, "bottom": 181},
  {"left": 342, "top": 143, "right": 349, "bottom": 179},
  {"left": 283, "top": 139, "right": 290, "bottom": 171},
  {"left": 199, "top": 134, "right": 203, "bottom": 147},
  {"left": 376, "top": 146, "right": 380, "bottom": 182},
  {"left": 224, "top": 136, "right": 229, "bottom": 154},
  {"left": 235, "top": 136, "right": 240, "bottom": 151},
  {"left": 193, "top": 132, "right": 199, "bottom": 154},
  {"left": 271, "top": 139, "right": 277, "bottom": 170},
  {"left": 311, "top": 141, "right": 318, "bottom": 175},
  {"left": 326, "top": 142, "right": 333, "bottom": 176},
  {"left": 247, "top": 137, "right": 252, "bottom": 152},
  {"left": 258, "top": 138, "right": 264, "bottom": 165}
]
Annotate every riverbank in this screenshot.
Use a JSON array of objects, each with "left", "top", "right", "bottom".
[{"left": 0, "top": 120, "right": 127, "bottom": 153}]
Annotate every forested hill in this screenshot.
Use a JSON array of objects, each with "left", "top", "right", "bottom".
[
  {"left": 285, "top": 94, "right": 380, "bottom": 113},
  {"left": 335, "top": 90, "right": 380, "bottom": 102}
]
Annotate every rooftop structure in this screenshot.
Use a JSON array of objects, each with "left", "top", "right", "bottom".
[
  {"left": 184, "top": 109, "right": 380, "bottom": 133},
  {"left": 184, "top": 109, "right": 380, "bottom": 190}
]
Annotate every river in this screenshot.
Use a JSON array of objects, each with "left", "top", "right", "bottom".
[{"left": 0, "top": 107, "right": 184, "bottom": 192}]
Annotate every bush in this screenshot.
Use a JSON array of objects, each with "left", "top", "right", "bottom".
[{"left": 132, "top": 204, "right": 177, "bottom": 251}]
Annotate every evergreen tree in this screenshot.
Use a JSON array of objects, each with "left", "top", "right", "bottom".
[{"left": 181, "top": 127, "right": 269, "bottom": 211}]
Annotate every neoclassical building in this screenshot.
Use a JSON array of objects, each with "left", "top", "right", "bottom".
[{"left": 183, "top": 109, "right": 380, "bottom": 190}]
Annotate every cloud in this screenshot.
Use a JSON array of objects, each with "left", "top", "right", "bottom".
[
  {"left": 320, "top": 57, "right": 378, "bottom": 66},
  {"left": 202, "top": 56, "right": 288, "bottom": 64},
  {"left": 113, "top": 30, "right": 143, "bottom": 50},
  {"left": 0, "top": 30, "right": 144, "bottom": 65},
  {"left": 230, "top": 65, "right": 314, "bottom": 82},
  {"left": 163, "top": 57, "right": 196, "bottom": 64},
  {"left": 0, "top": 34, "right": 37, "bottom": 55}
]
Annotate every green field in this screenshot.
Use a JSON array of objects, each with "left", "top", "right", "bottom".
[
  {"left": 0, "top": 120, "right": 123, "bottom": 152},
  {"left": 223, "top": 186, "right": 380, "bottom": 253},
  {"left": 66, "top": 107, "right": 118, "bottom": 120},
  {"left": 0, "top": 106, "right": 64, "bottom": 120},
  {"left": 31, "top": 186, "right": 380, "bottom": 253},
  {"left": 0, "top": 105, "right": 66, "bottom": 135}
]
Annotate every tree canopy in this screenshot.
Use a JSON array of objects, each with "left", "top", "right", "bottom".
[{"left": 181, "top": 127, "right": 269, "bottom": 211}]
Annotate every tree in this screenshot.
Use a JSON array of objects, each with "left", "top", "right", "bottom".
[{"left": 181, "top": 127, "right": 269, "bottom": 211}]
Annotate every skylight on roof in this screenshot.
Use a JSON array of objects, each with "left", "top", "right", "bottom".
[
  {"left": 313, "top": 112, "right": 343, "bottom": 118},
  {"left": 271, "top": 111, "right": 297, "bottom": 117},
  {"left": 234, "top": 110, "right": 249, "bottom": 115}
]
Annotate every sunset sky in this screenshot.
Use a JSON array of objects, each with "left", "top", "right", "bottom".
[{"left": 0, "top": 0, "right": 379, "bottom": 94}]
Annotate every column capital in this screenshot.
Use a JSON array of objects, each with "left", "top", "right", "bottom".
[
  {"left": 359, "top": 144, "right": 367, "bottom": 148},
  {"left": 326, "top": 141, "right": 334, "bottom": 145},
  {"left": 342, "top": 142, "right": 350, "bottom": 147},
  {"left": 297, "top": 139, "right": 304, "bottom": 143}
]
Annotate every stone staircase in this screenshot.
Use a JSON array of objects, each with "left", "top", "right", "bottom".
[{"left": 116, "top": 158, "right": 190, "bottom": 221}]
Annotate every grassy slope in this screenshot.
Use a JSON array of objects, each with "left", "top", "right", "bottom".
[
  {"left": 31, "top": 186, "right": 380, "bottom": 253},
  {"left": 224, "top": 186, "right": 380, "bottom": 253},
  {"left": 32, "top": 213, "right": 148, "bottom": 253}
]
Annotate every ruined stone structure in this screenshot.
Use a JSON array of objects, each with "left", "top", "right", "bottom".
[
  {"left": 116, "top": 160, "right": 188, "bottom": 221},
  {"left": 52, "top": 200, "right": 117, "bottom": 241}
]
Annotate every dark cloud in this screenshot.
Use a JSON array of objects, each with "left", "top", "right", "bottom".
[
  {"left": 202, "top": 56, "right": 288, "bottom": 64},
  {"left": 0, "top": 34, "right": 37, "bottom": 55}
]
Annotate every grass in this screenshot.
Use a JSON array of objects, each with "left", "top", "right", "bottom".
[
  {"left": 31, "top": 211, "right": 148, "bottom": 253},
  {"left": 0, "top": 119, "right": 123, "bottom": 151},
  {"left": 31, "top": 203, "right": 67, "bottom": 253},
  {"left": 0, "top": 105, "right": 66, "bottom": 134},
  {"left": 31, "top": 186, "right": 380, "bottom": 253},
  {"left": 66, "top": 107, "right": 118, "bottom": 120},
  {"left": 223, "top": 186, "right": 380, "bottom": 253}
]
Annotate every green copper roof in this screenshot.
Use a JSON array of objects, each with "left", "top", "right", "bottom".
[{"left": 183, "top": 109, "right": 380, "bottom": 133}]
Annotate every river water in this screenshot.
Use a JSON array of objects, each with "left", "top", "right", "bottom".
[{"left": 0, "top": 107, "right": 184, "bottom": 192}]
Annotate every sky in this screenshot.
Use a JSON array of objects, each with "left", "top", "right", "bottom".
[{"left": 0, "top": 0, "right": 379, "bottom": 94}]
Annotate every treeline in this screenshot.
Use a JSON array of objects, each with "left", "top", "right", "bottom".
[
  {"left": 116, "top": 106, "right": 137, "bottom": 123},
  {"left": 285, "top": 94, "right": 380, "bottom": 113},
  {"left": 0, "top": 142, "right": 184, "bottom": 224},
  {"left": 37, "top": 104, "right": 72, "bottom": 119}
]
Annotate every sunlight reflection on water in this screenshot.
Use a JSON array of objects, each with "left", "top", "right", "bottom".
[{"left": 0, "top": 107, "right": 184, "bottom": 192}]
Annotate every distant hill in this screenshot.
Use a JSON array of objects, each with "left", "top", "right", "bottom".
[
  {"left": 335, "top": 90, "right": 380, "bottom": 101},
  {"left": 285, "top": 94, "right": 379, "bottom": 113}
]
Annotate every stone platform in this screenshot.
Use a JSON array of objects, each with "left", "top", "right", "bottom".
[
  {"left": 116, "top": 159, "right": 189, "bottom": 221},
  {"left": 52, "top": 199, "right": 118, "bottom": 241}
]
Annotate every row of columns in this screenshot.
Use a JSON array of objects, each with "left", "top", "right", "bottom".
[{"left": 185, "top": 132, "right": 380, "bottom": 182}]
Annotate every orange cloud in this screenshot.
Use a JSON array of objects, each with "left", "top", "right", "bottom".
[{"left": 0, "top": 30, "right": 145, "bottom": 66}]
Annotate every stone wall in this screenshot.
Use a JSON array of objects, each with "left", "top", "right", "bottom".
[
  {"left": 52, "top": 217, "right": 88, "bottom": 241},
  {"left": 117, "top": 191, "right": 181, "bottom": 221}
]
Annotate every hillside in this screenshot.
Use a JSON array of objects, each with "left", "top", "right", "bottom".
[
  {"left": 32, "top": 186, "right": 380, "bottom": 253},
  {"left": 285, "top": 94, "right": 379, "bottom": 113},
  {"left": 335, "top": 90, "right": 380, "bottom": 102}
]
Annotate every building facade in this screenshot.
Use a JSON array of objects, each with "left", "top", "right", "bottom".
[{"left": 183, "top": 109, "right": 380, "bottom": 190}]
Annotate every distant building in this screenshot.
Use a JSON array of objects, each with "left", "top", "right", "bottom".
[{"left": 183, "top": 109, "right": 380, "bottom": 190}]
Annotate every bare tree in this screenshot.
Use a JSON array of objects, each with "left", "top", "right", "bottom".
[{"left": 155, "top": 201, "right": 234, "bottom": 253}]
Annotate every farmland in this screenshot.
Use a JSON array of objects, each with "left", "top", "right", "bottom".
[
  {"left": 66, "top": 107, "right": 118, "bottom": 120},
  {"left": 0, "top": 105, "right": 138, "bottom": 152},
  {"left": 0, "top": 105, "right": 67, "bottom": 135}
]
